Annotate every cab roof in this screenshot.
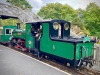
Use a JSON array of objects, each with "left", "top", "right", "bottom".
[{"left": 26, "top": 19, "right": 70, "bottom": 25}]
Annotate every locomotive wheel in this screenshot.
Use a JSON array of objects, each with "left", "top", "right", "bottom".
[
  {"left": 7, "top": 39, "right": 15, "bottom": 48},
  {"left": 10, "top": 39, "right": 17, "bottom": 47},
  {"left": 8, "top": 42, "right": 12, "bottom": 48}
]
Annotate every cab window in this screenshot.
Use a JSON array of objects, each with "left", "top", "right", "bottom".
[
  {"left": 50, "top": 21, "right": 70, "bottom": 40},
  {"left": 64, "top": 23, "right": 69, "bottom": 30},
  {"left": 51, "top": 22, "right": 61, "bottom": 39},
  {"left": 5, "top": 29, "right": 12, "bottom": 35},
  {"left": 53, "top": 22, "right": 59, "bottom": 30},
  {"left": 31, "top": 23, "right": 42, "bottom": 37}
]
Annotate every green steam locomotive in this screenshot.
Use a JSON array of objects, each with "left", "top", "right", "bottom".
[{"left": 0, "top": 20, "right": 96, "bottom": 68}]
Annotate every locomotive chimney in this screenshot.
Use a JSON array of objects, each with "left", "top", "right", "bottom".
[{"left": 17, "top": 23, "right": 20, "bottom": 29}]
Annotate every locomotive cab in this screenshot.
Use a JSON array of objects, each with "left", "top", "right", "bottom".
[
  {"left": 40, "top": 20, "right": 95, "bottom": 68},
  {"left": 26, "top": 20, "right": 95, "bottom": 68},
  {"left": 25, "top": 22, "right": 42, "bottom": 54}
]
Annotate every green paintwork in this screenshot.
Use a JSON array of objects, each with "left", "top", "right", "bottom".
[
  {"left": 40, "top": 23, "right": 94, "bottom": 60},
  {"left": 83, "top": 36, "right": 90, "bottom": 43},
  {"left": 40, "top": 23, "right": 74, "bottom": 60},
  {"left": 0, "top": 26, "right": 17, "bottom": 43},
  {"left": 76, "top": 42, "right": 94, "bottom": 60},
  {"left": 12, "top": 29, "right": 26, "bottom": 39},
  {"left": 25, "top": 23, "right": 35, "bottom": 49}
]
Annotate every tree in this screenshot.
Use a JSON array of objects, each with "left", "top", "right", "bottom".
[
  {"left": 72, "top": 8, "right": 85, "bottom": 28},
  {"left": 82, "top": 2, "right": 100, "bottom": 37},
  {"left": 6, "top": 0, "right": 32, "bottom": 10},
  {"left": 76, "top": 8, "right": 84, "bottom": 21},
  {"left": 83, "top": 2, "right": 100, "bottom": 24},
  {"left": 38, "top": 3, "right": 78, "bottom": 21}
]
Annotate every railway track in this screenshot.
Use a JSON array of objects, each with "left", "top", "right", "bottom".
[
  {"left": 77, "top": 67, "right": 100, "bottom": 75},
  {"left": 2, "top": 44, "right": 100, "bottom": 75}
]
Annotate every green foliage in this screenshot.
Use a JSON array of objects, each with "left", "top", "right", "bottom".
[
  {"left": 38, "top": 3, "right": 77, "bottom": 21},
  {"left": 0, "top": 18, "right": 16, "bottom": 26},
  {"left": 82, "top": 2, "right": 100, "bottom": 38},
  {"left": 95, "top": 32, "right": 100, "bottom": 38},
  {"left": 6, "top": 0, "right": 32, "bottom": 10},
  {"left": 0, "top": 18, "right": 25, "bottom": 29}
]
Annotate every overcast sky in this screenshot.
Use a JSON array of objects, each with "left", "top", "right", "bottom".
[
  {"left": 27, "top": 0, "right": 100, "bottom": 13},
  {"left": 0, "top": 0, "right": 100, "bottom": 14}
]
